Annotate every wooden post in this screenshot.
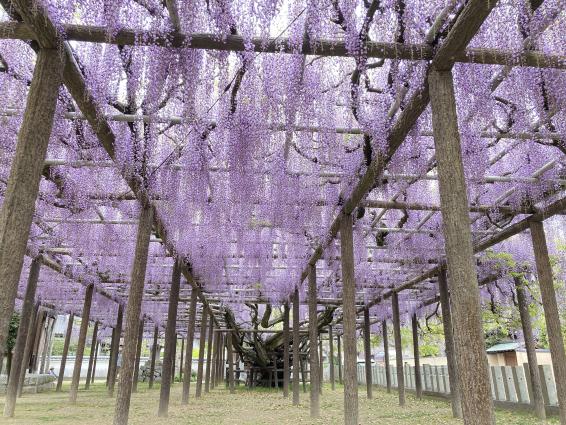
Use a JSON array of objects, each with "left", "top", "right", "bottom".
[
  {"left": 515, "top": 276, "right": 545, "bottom": 419},
  {"left": 412, "top": 313, "right": 422, "bottom": 400},
  {"left": 382, "top": 320, "right": 391, "bottom": 393},
  {"left": 292, "top": 287, "right": 300, "bottom": 406},
  {"left": 205, "top": 316, "right": 214, "bottom": 393},
  {"left": 329, "top": 325, "right": 335, "bottom": 391},
  {"left": 180, "top": 337, "right": 185, "bottom": 383},
  {"left": 363, "top": 307, "right": 373, "bottom": 399},
  {"left": 158, "top": 260, "right": 181, "bottom": 417},
  {"left": 132, "top": 319, "right": 144, "bottom": 393},
  {"left": 108, "top": 303, "right": 124, "bottom": 397},
  {"left": 85, "top": 320, "right": 98, "bottom": 390},
  {"left": 0, "top": 49, "right": 62, "bottom": 359},
  {"left": 318, "top": 336, "right": 323, "bottom": 394},
  {"left": 171, "top": 335, "right": 177, "bottom": 384},
  {"left": 3, "top": 258, "right": 40, "bottom": 417},
  {"left": 19, "top": 304, "right": 39, "bottom": 395},
  {"left": 70, "top": 283, "right": 94, "bottom": 403},
  {"left": 392, "top": 292, "right": 405, "bottom": 406},
  {"left": 283, "top": 303, "right": 290, "bottom": 398},
  {"left": 39, "top": 316, "right": 52, "bottom": 373},
  {"left": 308, "top": 263, "right": 320, "bottom": 417},
  {"left": 196, "top": 307, "right": 208, "bottom": 398},
  {"left": 92, "top": 342, "right": 99, "bottom": 384},
  {"left": 114, "top": 204, "right": 153, "bottom": 423},
  {"left": 227, "top": 332, "right": 235, "bottom": 394},
  {"left": 438, "top": 269, "right": 462, "bottom": 418},
  {"left": 148, "top": 325, "right": 158, "bottom": 389},
  {"left": 429, "top": 68, "right": 494, "bottom": 425},
  {"left": 57, "top": 314, "right": 74, "bottom": 392},
  {"left": 530, "top": 221, "right": 566, "bottom": 424},
  {"left": 182, "top": 289, "right": 198, "bottom": 403},
  {"left": 210, "top": 331, "right": 217, "bottom": 389},
  {"left": 340, "top": 213, "right": 358, "bottom": 425},
  {"left": 106, "top": 328, "right": 115, "bottom": 387},
  {"left": 30, "top": 310, "right": 45, "bottom": 372},
  {"left": 337, "top": 334, "right": 343, "bottom": 385}
]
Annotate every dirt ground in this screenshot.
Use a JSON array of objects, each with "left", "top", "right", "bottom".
[{"left": 1, "top": 381, "right": 558, "bottom": 424}]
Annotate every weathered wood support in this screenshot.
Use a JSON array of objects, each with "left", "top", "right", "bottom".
[
  {"left": 328, "top": 325, "right": 335, "bottom": 391},
  {"left": 108, "top": 303, "right": 124, "bottom": 397},
  {"left": 196, "top": 307, "right": 208, "bottom": 398},
  {"left": 292, "top": 287, "right": 300, "bottom": 406},
  {"left": 412, "top": 314, "right": 422, "bottom": 400},
  {"left": 114, "top": 205, "right": 153, "bottom": 423},
  {"left": 180, "top": 337, "right": 185, "bottom": 383},
  {"left": 514, "top": 276, "right": 545, "bottom": 419},
  {"left": 158, "top": 260, "right": 181, "bottom": 417},
  {"left": 70, "top": 283, "right": 94, "bottom": 403},
  {"left": 210, "top": 330, "right": 217, "bottom": 389},
  {"left": 205, "top": 315, "right": 214, "bottom": 393},
  {"left": 0, "top": 48, "right": 62, "bottom": 360},
  {"left": 92, "top": 341, "right": 99, "bottom": 384},
  {"left": 392, "top": 292, "right": 405, "bottom": 406},
  {"left": 530, "top": 221, "right": 566, "bottom": 424},
  {"left": 382, "top": 320, "right": 391, "bottom": 393},
  {"left": 182, "top": 289, "right": 198, "bottom": 403},
  {"left": 363, "top": 307, "right": 373, "bottom": 399},
  {"left": 227, "top": 332, "right": 235, "bottom": 394},
  {"left": 19, "top": 304, "right": 40, "bottom": 395},
  {"left": 283, "top": 303, "right": 290, "bottom": 398},
  {"left": 438, "top": 269, "right": 462, "bottom": 418},
  {"left": 3, "top": 258, "right": 40, "bottom": 417},
  {"left": 308, "top": 263, "right": 320, "bottom": 417},
  {"left": 429, "top": 68, "right": 494, "bottom": 425},
  {"left": 148, "top": 325, "right": 158, "bottom": 389},
  {"left": 337, "top": 334, "right": 342, "bottom": 385},
  {"left": 106, "top": 328, "right": 115, "bottom": 387},
  {"left": 85, "top": 320, "right": 98, "bottom": 390},
  {"left": 57, "top": 314, "right": 74, "bottom": 392},
  {"left": 340, "top": 213, "right": 358, "bottom": 425},
  {"left": 171, "top": 335, "right": 177, "bottom": 384},
  {"left": 319, "top": 337, "right": 323, "bottom": 393},
  {"left": 132, "top": 319, "right": 144, "bottom": 393},
  {"left": 30, "top": 311, "right": 45, "bottom": 373}
]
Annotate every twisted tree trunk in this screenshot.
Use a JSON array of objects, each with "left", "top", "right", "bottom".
[{"left": 223, "top": 306, "right": 335, "bottom": 386}]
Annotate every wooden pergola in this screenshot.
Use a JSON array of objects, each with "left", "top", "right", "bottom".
[{"left": 0, "top": 1, "right": 564, "bottom": 425}]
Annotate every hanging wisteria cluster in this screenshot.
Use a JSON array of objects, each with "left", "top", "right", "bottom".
[{"left": 0, "top": 0, "right": 565, "bottom": 335}]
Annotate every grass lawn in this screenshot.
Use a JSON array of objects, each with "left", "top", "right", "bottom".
[{"left": 1, "top": 381, "right": 558, "bottom": 424}]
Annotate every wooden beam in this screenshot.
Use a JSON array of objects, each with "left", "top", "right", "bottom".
[{"left": 0, "top": 22, "right": 563, "bottom": 69}]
